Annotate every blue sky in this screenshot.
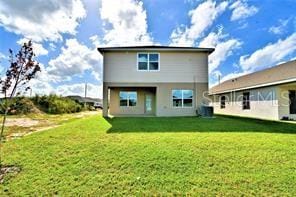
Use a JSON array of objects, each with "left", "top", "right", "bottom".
[{"left": 0, "top": 0, "right": 295, "bottom": 98}]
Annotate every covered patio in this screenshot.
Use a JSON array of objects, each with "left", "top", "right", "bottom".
[{"left": 103, "top": 85, "right": 157, "bottom": 117}]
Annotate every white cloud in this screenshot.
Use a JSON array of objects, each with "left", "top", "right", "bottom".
[
  {"left": 212, "top": 33, "right": 296, "bottom": 87},
  {"left": 0, "top": 0, "right": 86, "bottom": 42},
  {"left": 211, "top": 70, "right": 222, "bottom": 78},
  {"left": 199, "top": 28, "right": 225, "bottom": 47},
  {"left": 0, "top": 52, "right": 4, "bottom": 60},
  {"left": 49, "top": 43, "right": 56, "bottom": 51},
  {"left": 47, "top": 39, "right": 102, "bottom": 82},
  {"left": 199, "top": 28, "right": 242, "bottom": 73},
  {"left": 240, "top": 33, "right": 296, "bottom": 71},
  {"left": 29, "top": 80, "right": 55, "bottom": 96},
  {"left": 6, "top": 62, "right": 55, "bottom": 97},
  {"left": 210, "top": 70, "right": 251, "bottom": 88},
  {"left": 99, "top": 0, "right": 153, "bottom": 46},
  {"left": 217, "top": 33, "right": 296, "bottom": 86},
  {"left": 27, "top": 60, "right": 52, "bottom": 98},
  {"left": 209, "top": 70, "right": 222, "bottom": 86},
  {"left": 24, "top": 63, "right": 102, "bottom": 98},
  {"left": 170, "top": 0, "right": 228, "bottom": 46},
  {"left": 17, "top": 38, "right": 48, "bottom": 57},
  {"left": 229, "top": 0, "right": 258, "bottom": 21},
  {"left": 27, "top": 81, "right": 102, "bottom": 99},
  {"left": 89, "top": 35, "right": 101, "bottom": 47},
  {"left": 56, "top": 83, "right": 102, "bottom": 98},
  {"left": 209, "top": 40, "right": 242, "bottom": 73},
  {"left": 269, "top": 18, "right": 290, "bottom": 35},
  {"left": 26, "top": 64, "right": 102, "bottom": 98}
]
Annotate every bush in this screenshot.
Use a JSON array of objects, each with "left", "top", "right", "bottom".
[
  {"left": 0, "top": 95, "right": 83, "bottom": 115},
  {"left": 0, "top": 97, "right": 38, "bottom": 115},
  {"left": 32, "top": 94, "right": 82, "bottom": 114}
]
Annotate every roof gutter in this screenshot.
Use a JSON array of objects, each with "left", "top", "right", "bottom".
[{"left": 97, "top": 47, "right": 215, "bottom": 55}]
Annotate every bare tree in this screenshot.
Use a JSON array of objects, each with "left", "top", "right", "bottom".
[{"left": 0, "top": 40, "right": 41, "bottom": 166}]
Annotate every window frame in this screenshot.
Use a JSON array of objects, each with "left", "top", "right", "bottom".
[
  {"left": 137, "top": 53, "right": 148, "bottom": 71},
  {"left": 220, "top": 95, "right": 226, "bottom": 109},
  {"left": 172, "top": 89, "right": 194, "bottom": 108},
  {"left": 242, "top": 92, "right": 250, "bottom": 110},
  {"left": 119, "top": 91, "right": 137, "bottom": 107},
  {"left": 137, "top": 52, "right": 160, "bottom": 71}
]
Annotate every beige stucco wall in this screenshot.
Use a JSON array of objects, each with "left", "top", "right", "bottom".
[
  {"left": 104, "top": 82, "right": 208, "bottom": 117},
  {"left": 103, "top": 51, "right": 208, "bottom": 83},
  {"left": 211, "top": 86, "right": 280, "bottom": 120},
  {"left": 277, "top": 83, "right": 296, "bottom": 120},
  {"left": 156, "top": 83, "right": 208, "bottom": 116}
]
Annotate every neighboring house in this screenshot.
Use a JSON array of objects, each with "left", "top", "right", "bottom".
[
  {"left": 98, "top": 46, "right": 214, "bottom": 117},
  {"left": 210, "top": 60, "right": 296, "bottom": 120},
  {"left": 67, "top": 95, "right": 102, "bottom": 107}
]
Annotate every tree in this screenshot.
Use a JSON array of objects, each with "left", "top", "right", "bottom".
[{"left": 0, "top": 40, "right": 41, "bottom": 166}]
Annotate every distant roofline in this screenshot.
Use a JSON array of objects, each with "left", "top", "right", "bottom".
[
  {"left": 209, "top": 77, "right": 296, "bottom": 95},
  {"left": 97, "top": 45, "right": 215, "bottom": 54},
  {"left": 219, "top": 60, "right": 296, "bottom": 83},
  {"left": 210, "top": 60, "right": 296, "bottom": 95}
]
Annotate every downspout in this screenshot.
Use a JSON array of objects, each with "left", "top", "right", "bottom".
[{"left": 193, "top": 75, "right": 198, "bottom": 115}]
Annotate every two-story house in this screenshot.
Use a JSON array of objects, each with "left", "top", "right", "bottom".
[{"left": 98, "top": 46, "right": 214, "bottom": 117}]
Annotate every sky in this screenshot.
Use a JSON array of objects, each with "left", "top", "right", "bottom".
[{"left": 0, "top": 0, "right": 295, "bottom": 98}]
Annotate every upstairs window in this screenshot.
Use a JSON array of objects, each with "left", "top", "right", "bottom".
[
  {"left": 220, "top": 95, "right": 226, "bottom": 109},
  {"left": 242, "top": 92, "right": 250, "bottom": 110},
  {"left": 138, "top": 54, "right": 148, "bottom": 70},
  {"left": 172, "top": 90, "right": 193, "bottom": 108},
  {"left": 120, "top": 91, "right": 137, "bottom": 107},
  {"left": 137, "top": 53, "right": 159, "bottom": 71}
]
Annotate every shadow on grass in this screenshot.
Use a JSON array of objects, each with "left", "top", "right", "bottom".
[{"left": 105, "top": 115, "right": 296, "bottom": 134}]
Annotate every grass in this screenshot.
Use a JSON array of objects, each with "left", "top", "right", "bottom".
[
  {"left": 1, "top": 115, "right": 296, "bottom": 195},
  {"left": 106, "top": 115, "right": 296, "bottom": 134}
]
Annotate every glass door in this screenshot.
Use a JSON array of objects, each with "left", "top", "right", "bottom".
[{"left": 145, "top": 95, "right": 152, "bottom": 114}]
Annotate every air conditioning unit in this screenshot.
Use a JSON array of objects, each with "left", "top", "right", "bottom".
[{"left": 197, "top": 106, "right": 213, "bottom": 117}]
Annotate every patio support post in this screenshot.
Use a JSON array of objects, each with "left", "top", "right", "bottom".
[{"left": 103, "top": 83, "right": 108, "bottom": 117}]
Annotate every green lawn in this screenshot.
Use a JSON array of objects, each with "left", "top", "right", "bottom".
[{"left": 1, "top": 115, "right": 296, "bottom": 195}]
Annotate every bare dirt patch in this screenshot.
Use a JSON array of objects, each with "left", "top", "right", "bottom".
[
  {"left": 5, "top": 118, "right": 40, "bottom": 127},
  {"left": 4, "top": 110, "right": 100, "bottom": 140},
  {"left": 0, "top": 165, "right": 21, "bottom": 184}
]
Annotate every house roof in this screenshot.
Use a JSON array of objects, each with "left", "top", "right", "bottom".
[
  {"left": 97, "top": 45, "right": 215, "bottom": 54},
  {"left": 66, "top": 95, "right": 102, "bottom": 103},
  {"left": 210, "top": 60, "right": 296, "bottom": 95}
]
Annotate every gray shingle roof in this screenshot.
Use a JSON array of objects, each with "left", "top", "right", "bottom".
[{"left": 210, "top": 60, "right": 296, "bottom": 94}]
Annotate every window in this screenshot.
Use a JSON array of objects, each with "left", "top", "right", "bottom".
[
  {"left": 220, "top": 95, "right": 226, "bottom": 109},
  {"left": 137, "top": 53, "right": 159, "bottom": 71},
  {"left": 172, "top": 90, "right": 193, "bottom": 108},
  {"left": 289, "top": 90, "right": 296, "bottom": 114},
  {"left": 138, "top": 54, "right": 148, "bottom": 70},
  {"left": 148, "top": 54, "right": 159, "bottom": 70},
  {"left": 242, "top": 92, "right": 250, "bottom": 110},
  {"left": 120, "top": 91, "right": 137, "bottom": 107}
]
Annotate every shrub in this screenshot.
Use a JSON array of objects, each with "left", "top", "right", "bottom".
[
  {"left": 0, "top": 95, "right": 83, "bottom": 115},
  {"left": 32, "top": 94, "right": 82, "bottom": 114},
  {"left": 0, "top": 97, "right": 38, "bottom": 115}
]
